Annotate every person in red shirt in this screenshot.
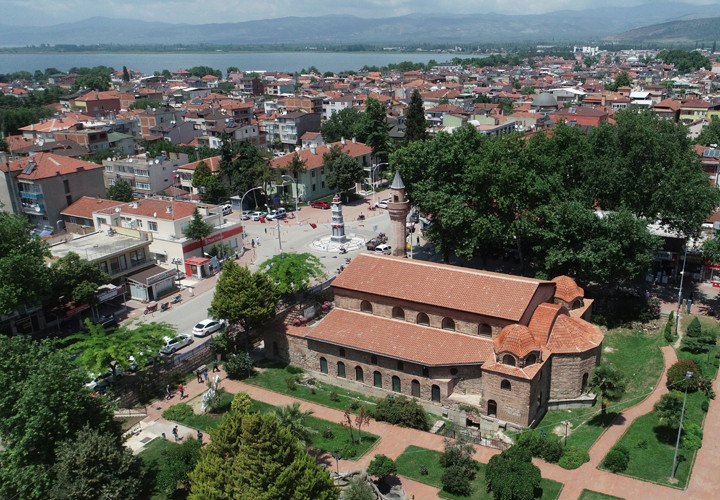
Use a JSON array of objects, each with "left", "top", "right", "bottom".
[{"left": 178, "top": 383, "right": 184, "bottom": 399}]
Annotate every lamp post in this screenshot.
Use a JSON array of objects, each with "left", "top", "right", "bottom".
[
  {"left": 562, "top": 420, "right": 570, "bottom": 447},
  {"left": 279, "top": 174, "right": 299, "bottom": 223},
  {"left": 670, "top": 371, "right": 693, "bottom": 482},
  {"left": 676, "top": 242, "right": 688, "bottom": 336},
  {"left": 332, "top": 451, "right": 342, "bottom": 486}
]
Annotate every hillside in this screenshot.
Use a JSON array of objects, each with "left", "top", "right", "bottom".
[{"left": 611, "top": 17, "right": 720, "bottom": 42}]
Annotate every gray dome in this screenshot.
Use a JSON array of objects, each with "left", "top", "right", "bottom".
[{"left": 532, "top": 92, "right": 558, "bottom": 107}]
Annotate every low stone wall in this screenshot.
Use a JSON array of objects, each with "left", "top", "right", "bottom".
[{"left": 547, "top": 393, "right": 597, "bottom": 411}]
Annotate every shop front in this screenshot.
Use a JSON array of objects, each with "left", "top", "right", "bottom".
[{"left": 126, "top": 265, "right": 176, "bottom": 302}]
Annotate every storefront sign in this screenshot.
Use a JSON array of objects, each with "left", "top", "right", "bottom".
[{"left": 96, "top": 284, "right": 126, "bottom": 303}]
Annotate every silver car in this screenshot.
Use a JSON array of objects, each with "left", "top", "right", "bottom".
[
  {"left": 251, "top": 211, "right": 268, "bottom": 221},
  {"left": 160, "top": 334, "right": 193, "bottom": 354}
]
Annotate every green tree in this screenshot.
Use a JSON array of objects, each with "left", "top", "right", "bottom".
[
  {"left": 209, "top": 260, "right": 278, "bottom": 351},
  {"left": 227, "top": 66, "right": 240, "bottom": 76},
  {"left": 274, "top": 402, "right": 317, "bottom": 446},
  {"left": 321, "top": 107, "right": 361, "bottom": 144},
  {"left": 356, "top": 97, "right": 390, "bottom": 161},
  {"left": 0, "top": 337, "right": 119, "bottom": 499},
  {"left": 498, "top": 96, "right": 514, "bottom": 115},
  {"left": 588, "top": 364, "right": 626, "bottom": 425},
  {"left": 654, "top": 392, "right": 684, "bottom": 429},
  {"left": 520, "top": 86, "right": 536, "bottom": 95},
  {"left": 155, "top": 437, "right": 202, "bottom": 496},
  {"left": 606, "top": 71, "right": 631, "bottom": 91},
  {"left": 71, "top": 73, "right": 111, "bottom": 92},
  {"left": 373, "top": 396, "right": 429, "bottom": 430},
  {"left": 439, "top": 438, "right": 477, "bottom": 495},
  {"left": 52, "top": 425, "right": 142, "bottom": 500},
  {"left": 130, "top": 97, "right": 161, "bottom": 110},
  {"left": 404, "top": 89, "right": 428, "bottom": 143},
  {"left": 49, "top": 251, "right": 110, "bottom": 311},
  {"left": 0, "top": 137, "right": 8, "bottom": 152},
  {"left": 486, "top": 446, "right": 541, "bottom": 500},
  {"left": 231, "top": 392, "right": 253, "bottom": 414},
  {"left": 183, "top": 207, "right": 215, "bottom": 256},
  {"left": 188, "top": 411, "right": 336, "bottom": 499},
  {"left": 192, "top": 160, "right": 228, "bottom": 204},
  {"left": 122, "top": 65, "right": 130, "bottom": 82},
  {"left": 366, "top": 454, "right": 397, "bottom": 484},
  {"left": 284, "top": 152, "right": 307, "bottom": 206},
  {"left": 260, "top": 253, "right": 325, "bottom": 296},
  {"left": 187, "top": 66, "right": 222, "bottom": 78},
  {"left": 695, "top": 116, "right": 720, "bottom": 147},
  {"left": 107, "top": 179, "right": 134, "bottom": 202},
  {"left": 0, "top": 212, "right": 51, "bottom": 316},
  {"left": 324, "top": 144, "right": 365, "bottom": 201},
  {"left": 67, "top": 320, "right": 177, "bottom": 377}
]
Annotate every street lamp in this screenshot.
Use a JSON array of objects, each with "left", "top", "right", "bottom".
[
  {"left": 279, "top": 174, "right": 299, "bottom": 223},
  {"left": 239, "top": 186, "right": 263, "bottom": 246},
  {"left": 670, "top": 371, "right": 694, "bottom": 482},
  {"left": 332, "top": 451, "right": 342, "bottom": 485},
  {"left": 562, "top": 421, "right": 570, "bottom": 447},
  {"left": 676, "top": 241, "right": 689, "bottom": 335}
]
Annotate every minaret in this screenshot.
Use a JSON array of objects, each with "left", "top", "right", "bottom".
[{"left": 387, "top": 170, "right": 410, "bottom": 257}]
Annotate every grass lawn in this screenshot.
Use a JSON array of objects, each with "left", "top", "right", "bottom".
[
  {"left": 138, "top": 438, "right": 183, "bottom": 500},
  {"left": 606, "top": 390, "right": 707, "bottom": 488},
  {"left": 578, "top": 490, "right": 624, "bottom": 500},
  {"left": 394, "top": 445, "right": 563, "bottom": 500},
  {"left": 536, "top": 327, "right": 665, "bottom": 451},
  {"left": 246, "top": 364, "right": 382, "bottom": 412}
]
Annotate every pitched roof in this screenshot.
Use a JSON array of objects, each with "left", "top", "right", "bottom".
[
  {"left": 178, "top": 155, "right": 222, "bottom": 173},
  {"left": 545, "top": 315, "right": 603, "bottom": 353},
  {"left": 4, "top": 153, "right": 103, "bottom": 180},
  {"left": 94, "top": 198, "right": 215, "bottom": 221},
  {"left": 270, "top": 140, "right": 371, "bottom": 171},
  {"left": 333, "top": 254, "right": 550, "bottom": 322},
  {"left": 306, "top": 308, "right": 493, "bottom": 366},
  {"left": 61, "top": 196, "right": 125, "bottom": 219}
]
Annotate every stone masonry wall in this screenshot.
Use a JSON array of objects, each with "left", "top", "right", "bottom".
[
  {"left": 548, "top": 347, "right": 601, "bottom": 400},
  {"left": 481, "top": 370, "right": 534, "bottom": 426}
]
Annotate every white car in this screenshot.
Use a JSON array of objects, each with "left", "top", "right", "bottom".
[
  {"left": 222, "top": 204, "right": 232, "bottom": 215},
  {"left": 85, "top": 369, "right": 123, "bottom": 392},
  {"left": 240, "top": 210, "right": 253, "bottom": 220},
  {"left": 374, "top": 244, "right": 392, "bottom": 255},
  {"left": 160, "top": 334, "right": 194, "bottom": 354},
  {"left": 267, "top": 208, "right": 287, "bottom": 220},
  {"left": 375, "top": 199, "right": 390, "bottom": 209},
  {"left": 192, "top": 318, "right": 226, "bottom": 337},
  {"left": 251, "top": 211, "right": 267, "bottom": 221}
]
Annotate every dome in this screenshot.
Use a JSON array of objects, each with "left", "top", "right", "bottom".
[
  {"left": 552, "top": 276, "right": 584, "bottom": 304},
  {"left": 532, "top": 92, "right": 558, "bottom": 108},
  {"left": 493, "top": 324, "right": 540, "bottom": 358}
]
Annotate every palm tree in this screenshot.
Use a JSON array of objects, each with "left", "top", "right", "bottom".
[
  {"left": 274, "top": 402, "right": 317, "bottom": 446},
  {"left": 589, "top": 363, "right": 626, "bottom": 425}
]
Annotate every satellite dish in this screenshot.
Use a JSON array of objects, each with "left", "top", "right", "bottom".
[
  {"left": 155, "top": 159, "right": 160, "bottom": 164},
  {"left": 153, "top": 212, "right": 157, "bottom": 217},
  {"left": 115, "top": 207, "right": 121, "bottom": 212},
  {"left": 107, "top": 157, "right": 112, "bottom": 161}
]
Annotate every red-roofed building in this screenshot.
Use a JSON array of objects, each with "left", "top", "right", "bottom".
[
  {"left": 265, "top": 249, "right": 603, "bottom": 428},
  {"left": 0, "top": 153, "right": 105, "bottom": 230}
]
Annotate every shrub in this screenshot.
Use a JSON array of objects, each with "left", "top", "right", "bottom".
[
  {"left": 374, "top": 396, "right": 429, "bottom": 431},
  {"left": 163, "top": 403, "right": 194, "bottom": 422},
  {"left": 342, "top": 476, "right": 375, "bottom": 500},
  {"left": 419, "top": 465, "right": 429, "bottom": 475},
  {"left": 682, "top": 433, "right": 702, "bottom": 451},
  {"left": 664, "top": 319, "right": 675, "bottom": 343},
  {"left": 340, "top": 444, "right": 357, "bottom": 458},
  {"left": 349, "top": 399, "right": 360, "bottom": 410},
  {"left": 701, "top": 399, "right": 710, "bottom": 412},
  {"left": 516, "top": 430, "right": 562, "bottom": 462},
  {"left": 667, "top": 360, "right": 700, "bottom": 392},
  {"left": 668, "top": 310, "right": 674, "bottom": 321},
  {"left": 329, "top": 390, "right": 340, "bottom": 401},
  {"left": 205, "top": 388, "right": 227, "bottom": 413},
  {"left": 635, "top": 439, "right": 648, "bottom": 449},
  {"left": 439, "top": 440, "right": 477, "bottom": 474},
  {"left": 603, "top": 445, "right": 630, "bottom": 473},
  {"left": 558, "top": 446, "right": 590, "bottom": 470},
  {"left": 441, "top": 465, "right": 473, "bottom": 496},
  {"left": 285, "top": 377, "right": 297, "bottom": 391},
  {"left": 155, "top": 436, "right": 202, "bottom": 495},
  {"left": 541, "top": 436, "right": 564, "bottom": 463},
  {"left": 366, "top": 454, "right": 397, "bottom": 484},
  {"left": 323, "top": 426, "right": 334, "bottom": 439},
  {"left": 224, "top": 353, "right": 255, "bottom": 380},
  {"left": 687, "top": 317, "right": 702, "bottom": 338},
  {"left": 647, "top": 297, "right": 661, "bottom": 320},
  {"left": 208, "top": 332, "right": 233, "bottom": 357},
  {"left": 285, "top": 365, "right": 303, "bottom": 374}
]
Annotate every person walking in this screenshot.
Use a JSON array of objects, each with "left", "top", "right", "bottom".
[
  {"left": 251, "top": 238, "right": 255, "bottom": 248},
  {"left": 178, "top": 383, "right": 184, "bottom": 399},
  {"left": 197, "top": 429, "right": 203, "bottom": 443},
  {"left": 203, "top": 370, "right": 208, "bottom": 382},
  {"left": 212, "top": 360, "right": 219, "bottom": 372},
  {"left": 172, "top": 425, "right": 179, "bottom": 442},
  {"left": 165, "top": 384, "right": 172, "bottom": 400}
]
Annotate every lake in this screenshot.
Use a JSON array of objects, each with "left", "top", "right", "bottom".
[{"left": 0, "top": 52, "right": 475, "bottom": 75}]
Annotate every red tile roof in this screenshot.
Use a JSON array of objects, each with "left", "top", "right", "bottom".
[
  {"left": 270, "top": 140, "right": 371, "bottom": 171},
  {"left": 493, "top": 324, "right": 540, "bottom": 358},
  {"left": 528, "top": 303, "right": 565, "bottom": 346},
  {"left": 61, "top": 196, "right": 125, "bottom": 219},
  {"left": 482, "top": 360, "right": 543, "bottom": 380},
  {"left": 333, "top": 254, "right": 551, "bottom": 322},
  {"left": 545, "top": 315, "right": 603, "bottom": 353},
  {"left": 178, "top": 155, "right": 222, "bottom": 173},
  {"left": 306, "top": 308, "right": 493, "bottom": 366},
  {"left": 551, "top": 275, "right": 584, "bottom": 304},
  {"left": 4, "top": 153, "right": 103, "bottom": 180},
  {"left": 94, "top": 198, "right": 215, "bottom": 221}
]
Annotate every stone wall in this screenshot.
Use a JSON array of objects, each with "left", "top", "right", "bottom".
[
  {"left": 548, "top": 346, "right": 601, "bottom": 400},
  {"left": 481, "top": 370, "right": 535, "bottom": 426}
]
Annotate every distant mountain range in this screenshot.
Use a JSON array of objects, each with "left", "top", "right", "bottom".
[
  {"left": 1, "top": 2, "right": 719, "bottom": 47},
  {"left": 611, "top": 16, "right": 720, "bottom": 42}
]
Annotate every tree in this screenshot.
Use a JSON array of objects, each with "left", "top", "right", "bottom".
[
  {"left": 67, "top": 320, "right": 177, "bottom": 377},
  {"left": 52, "top": 425, "right": 143, "bottom": 500},
  {"left": 227, "top": 66, "right": 240, "bottom": 76},
  {"left": 404, "top": 89, "right": 428, "bottom": 143},
  {"left": 366, "top": 454, "right": 397, "bottom": 484},
  {"left": 486, "top": 446, "right": 541, "bottom": 500},
  {"left": 122, "top": 65, "right": 130, "bottom": 82},
  {"left": 274, "top": 402, "right": 317, "bottom": 446},
  {"left": 695, "top": 116, "right": 720, "bottom": 147},
  {"left": 321, "top": 107, "right": 362, "bottom": 144},
  {"left": 667, "top": 360, "right": 700, "bottom": 392},
  {"left": 71, "top": 73, "right": 111, "bottom": 92},
  {"left": 130, "top": 97, "right": 161, "bottom": 110},
  {"left": 0, "top": 213, "right": 51, "bottom": 316},
  {"left": 192, "top": 160, "right": 227, "bottom": 204},
  {"left": 49, "top": 252, "right": 110, "bottom": 313},
  {"left": 324, "top": 144, "right": 365, "bottom": 201},
  {"left": 602, "top": 444, "right": 630, "bottom": 473},
  {"left": 356, "top": 97, "right": 390, "bottom": 161},
  {"left": 188, "top": 411, "right": 336, "bottom": 499},
  {"left": 588, "top": 364, "right": 626, "bottom": 425},
  {"left": 654, "top": 392, "right": 684, "bottom": 429},
  {"left": 154, "top": 437, "right": 202, "bottom": 496},
  {"left": 342, "top": 407, "right": 356, "bottom": 444},
  {"left": 0, "top": 337, "right": 119, "bottom": 499},
  {"left": 107, "top": 179, "right": 134, "bottom": 202},
  {"left": 373, "top": 396, "right": 429, "bottom": 430},
  {"left": 439, "top": 438, "right": 477, "bottom": 495},
  {"left": 183, "top": 207, "right": 214, "bottom": 257},
  {"left": 355, "top": 405, "right": 371, "bottom": 444},
  {"left": 260, "top": 253, "right": 326, "bottom": 296},
  {"left": 209, "top": 260, "right": 278, "bottom": 351},
  {"left": 342, "top": 476, "right": 375, "bottom": 500},
  {"left": 231, "top": 392, "right": 253, "bottom": 415},
  {"left": 285, "top": 152, "right": 307, "bottom": 206},
  {"left": 0, "top": 137, "right": 8, "bottom": 152}
]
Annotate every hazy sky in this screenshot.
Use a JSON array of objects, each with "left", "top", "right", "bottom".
[{"left": 2, "top": 0, "right": 716, "bottom": 25}]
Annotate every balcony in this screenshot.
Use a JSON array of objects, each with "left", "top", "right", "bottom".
[
  {"left": 19, "top": 190, "right": 44, "bottom": 200},
  {"left": 21, "top": 201, "right": 45, "bottom": 214}
]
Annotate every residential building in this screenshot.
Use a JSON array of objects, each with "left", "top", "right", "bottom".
[
  {"left": 61, "top": 196, "right": 125, "bottom": 234},
  {"left": 54, "top": 126, "right": 110, "bottom": 152},
  {"left": 102, "top": 153, "right": 189, "bottom": 196},
  {"left": 137, "top": 106, "right": 185, "bottom": 139},
  {"left": 262, "top": 111, "right": 321, "bottom": 150}
]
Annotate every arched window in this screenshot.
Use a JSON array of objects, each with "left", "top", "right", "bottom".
[
  {"left": 411, "top": 379, "right": 420, "bottom": 397},
  {"left": 339, "top": 347, "right": 346, "bottom": 357},
  {"left": 582, "top": 372, "right": 589, "bottom": 393},
  {"left": 417, "top": 312, "right": 430, "bottom": 326},
  {"left": 392, "top": 306, "right": 405, "bottom": 320},
  {"left": 337, "top": 361, "right": 346, "bottom": 378},
  {"left": 501, "top": 379, "right": 512, "bottom": 391},
  {"left": 355, "top": 366, "right": 364, "bottom": 382},
  {"left": 373, "top": 371, "right": 382, "bottom": 388},
  {"left": 525, "top": 353, "right": 537, "bottom": 365},
  {"left": 320, "top": 357, "right": 328, "bottom": 374},
  {"left": 360, "top": 300, "right": 373, "bottom": 313},
  {"left": 441, "top": 317, "right": 455, "bottom": 331},
  {"left": 487, "top": 399, "right": 497, "bottom": 417},
  {"left": 478, "top": 323, "right": 492, "bottom": 336},
  {"left": 502, "top": 354, "right": 516, "bottom": 366},
  {"left": 431, "top": 384, "right": 441, "bottom": 402},
  {"left": 392, "top": 375, "right": 401, "bottom": 392}
]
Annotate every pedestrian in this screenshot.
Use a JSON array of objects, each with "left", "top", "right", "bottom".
[
  {"left": 203, "top": 370, "right": 208, "bottom": 382},
  {"left": 212, "top": 359, "right": 219, "bottom": 372},
  {"left": 166, "top": 384, "right": 171, "bottom": 400},
  {"left": 197, "top": 429, "right": 203, "bottom": 442},
  {"left": 178, "top": 383, "right": 184, "bottom": 399},
  {"left": 172, "top": 425, "right": 179, "bottom": 442},
  {"left": 688, "top": 292, "right": 694, "bottom": 314},
  {"left": 264, "top": 227, "right": 267, "bottom": 234},
  {"left": 416, "top": 235, "right": 420, "bottom": 245},
  {"left": 251, "top": 238, "right": 255, "bottom": 248}
]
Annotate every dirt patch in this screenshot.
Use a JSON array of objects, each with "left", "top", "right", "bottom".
[{"left": 603, "top": 346, "right": 617, "bottom": 353}]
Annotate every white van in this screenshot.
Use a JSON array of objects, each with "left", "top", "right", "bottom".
[
  {"left": 267, "top": 208, "right": 287, "bottom": 220},
  {"left": 374, "top": 244, "right": 391, "bottom": 255},
  {"left": 222, "top": 204, "right": 232, "bottom": 215}
]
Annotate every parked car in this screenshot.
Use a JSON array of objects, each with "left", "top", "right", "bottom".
[
  {"left": 222, "top": 204, "right": 232, "bottom": 215},
  {"left": 160, "top": 334, "right": 194, "bottom": 354},
  {"left": 310, "top": 200, "right": 331, "bottom": 209},
  {"left": 267, "top": 208, "right": 287, "bottom": 220},
  {"left": 85, "top": 369, "right": 123, "bottom": 392},
  {"left": 240, "top": 210, "right": 253, "bottom": 220},
  {"left": 128, "top": 351, "right": 158, "bottom": 372},
  {"left": 374, "top": 199, "right": 390, "bottom": 209},
  {"left": 374, "top": 244, "right": 392, "bottom": 255},
  {"left": 192, "top": 318, "right": 226, "bottom": 337},
  {"left": 251, "top": 211, "right": 268, "bottom": 221}
]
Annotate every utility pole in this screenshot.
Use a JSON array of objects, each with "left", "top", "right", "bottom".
[{"left": 670, "top": 371, "right": 693, "bottom": 482}]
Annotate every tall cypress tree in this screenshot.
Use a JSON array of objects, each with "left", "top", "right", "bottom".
[{"left": 405, "top": 89, "right": 428, "bottom": 143}]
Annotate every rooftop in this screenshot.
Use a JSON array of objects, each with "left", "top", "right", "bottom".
[{"left": 49, "top": 230, "right": 149, "bottom": 261}]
